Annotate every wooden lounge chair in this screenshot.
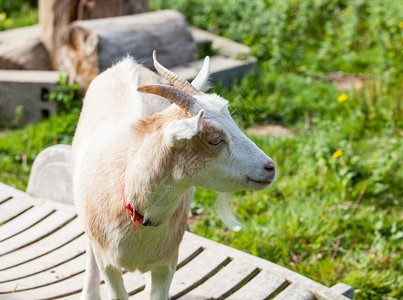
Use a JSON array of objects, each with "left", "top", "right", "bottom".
[{"left": 0, "top": 145, "right": 354, "bottom": 299}]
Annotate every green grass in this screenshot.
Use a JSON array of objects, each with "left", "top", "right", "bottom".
[
  {"left": 1, "top": 72, "right": 401, "bottom": 299},
  {"left": 189, "top": 72, "right": 402, "bottom": 299},
  {"left": 0, "top": 1, "right": 37, "bottom": 30},
  {"left": 1, "top": 0, "right": 402, "bottom": 299},
  {"left": 0, "top": 113, "right": 78, "bottom": 190}
]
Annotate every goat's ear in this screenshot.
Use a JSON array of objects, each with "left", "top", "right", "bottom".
[{"left": 164, "top": 110, "right": 205, "bottom": 148}]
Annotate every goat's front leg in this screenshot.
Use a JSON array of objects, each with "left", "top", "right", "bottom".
[
  {"left": 150, "top": 260, "right": 177, "bottom": 300},
  {"left": 81, "top": 240, "right": 101, "bottom": 300},
  {"left": 98, "top": 263, "right": 128, "bottom": 300}
]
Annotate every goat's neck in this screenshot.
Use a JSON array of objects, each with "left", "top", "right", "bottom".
[
  {"left": 144, "top": 175, "right": 188, "bottom": 224},
  {"left": 124, "top": 142, "right": 189, "bottom": 224}
]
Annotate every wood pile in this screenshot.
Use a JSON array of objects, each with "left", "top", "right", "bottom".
[
  {"left": 60, "top": 10, "right": 197, "bottom": 87},
  {"left": 0, "top": 1, "right": 199, "bottom": 89}
]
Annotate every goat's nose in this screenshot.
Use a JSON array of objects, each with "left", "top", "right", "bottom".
[{"left": 264, "top": 162, "right": 275, "bottom": 173}]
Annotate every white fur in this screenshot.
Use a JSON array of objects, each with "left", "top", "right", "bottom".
[
  {"left": 164, "top": 109, "right": 204, "bottom": 148},
  {"left": 216, "top": 192, "right": 241, "bottom": 231},
  {"left": 72, "top": 55, "right": 275, "bottom": 300}
]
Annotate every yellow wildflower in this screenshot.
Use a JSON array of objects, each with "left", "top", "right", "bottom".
[
  {"left": 338, "top": 94, "right": 348, "bottom": 102},
  {"left": 399, "top": 21, "right": 403, "bottom": 29},
  {"left": 333, "top": 150, "right": 343, "bottom": 158},
  {"left": 286, "top": 24, "right": 292, "bottom": 31},
  {"left": 354, "top": 81, "right": 363, "bottom": 89}
]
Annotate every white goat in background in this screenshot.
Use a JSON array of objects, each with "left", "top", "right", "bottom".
[{"left": 72, "top": 51, "right": 276, "bottom": 300}]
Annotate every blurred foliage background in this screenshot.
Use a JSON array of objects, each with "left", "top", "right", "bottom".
[
  {"left": 0, "top": 0, "right": 402, "bottom": 299},
  {"left": 0, "top": 0, "right": 37, "bottom": 30}
]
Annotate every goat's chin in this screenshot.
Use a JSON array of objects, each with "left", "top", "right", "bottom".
[
  {"left": 246, "top": 177, "right": 274, "bottom": 191},
  {"left": 215, "top": 192, "right": 241, "bottom": 232}
]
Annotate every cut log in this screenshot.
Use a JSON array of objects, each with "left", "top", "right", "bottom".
[
  {"left": 0, "top": 25, "right": 40, "bottom": 45},
  {"left": 60, "top": 10, "right": 198, "bottom": 88},
  {"left": 0, "top": 39, "right": 51, "bottom": 71},
  {"left": 0, "top": 25, "right": 51, "bottom": 71},
  {"left": 38, "top": 0, "right": 148, "bottom": 69}
]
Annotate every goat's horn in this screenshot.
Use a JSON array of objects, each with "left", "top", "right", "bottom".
[
  {"left": 137, "top": 85, "right": 196, "bottom": 112},
  {"left": 153, "top": 50, "right": 199, "bottom": 96}
]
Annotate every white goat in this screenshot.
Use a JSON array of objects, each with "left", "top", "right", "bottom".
[{"left": 72, "top": 51, "right": 276, "bottom": 300}]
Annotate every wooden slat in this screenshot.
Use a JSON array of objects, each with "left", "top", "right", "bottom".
[
  {"left": 183, "top": 232, "right": 351, "bottom": 300},
  {"left": 0, "top": 205, "right": 55, "bottom": 242},
  {"left": 0, "top": 183, "right": 26, "bottom": 199},
  {"left": 0, "top": 219, "right": 83, "bottom": 270},
  {"left": 129, "top": 289, "right": 149, "bottom": 299},
  {"left": 0, "top": 210, "right": 76, "bottom": 256},
  {"left": 0, "top": 181, "right": 352, "bottom": 300},
  {"left": 123, "top": 270, "right": 147, "bottom": 296},
  {"left": 330, "top": 283, "right": 354, "bottom": 299},
  {"left": 177, "top": 237, "right": 205, "bottom": 269},
  {"left": 101, "top": 239, "right": 206, "bottom": 299},
  {"left": 180, "top": 258, "right": 259, "bottom": 299},
  {"left": 0, "top": 271, "right": 85, "bottom": 299},
  {"left": 0, "top": 229, "right": 204, "bottom": 298},
  {"left": 0, "top": 253, "right": 86, "bottom": 293},
  {"left": 169, "top": 248, "right": 230, "bottom": 299},
  {"left": 275, "top": 282, "right": 316, "bottom": 300},
  {"left": 0, "top": 195, "right": 12, "bottom": 204},
  {"left": 227, "top": 270, "right": 289, "bottom": 299},
  {"left": 0, "top": 196, "right": 33, "bottom": 223},
  {"left": 54, "top": 294, "right": 80, "bottom": 300},
  {"left": 99, "top": 270, "right": 146, "bottom": 299},
  {"left": 0, "top": 235, "right": 85, "bottom": 282}
]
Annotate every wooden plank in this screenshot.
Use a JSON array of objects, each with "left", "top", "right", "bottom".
[
  {"left": 169, "top": 248, "right": 230, "bottom": 299},
  {"left": 0, "top": 210, "right": 76, "bottom": 256},
  {"left": 227, "top": 270, "right": 288, "bottom": 300},
  {"left": 54, "top": 294, "right": 80, "bottom": 300},
  {"left": 99, "top": 270, "right": 146, "bottom": 299},
  {"left": 179, "top": 258, "right": 259, "bottom": 299},
  {"left": 0, "top": 195, "right": 12, "bottom": 204},
  {"left": 330, "top": 283, "right": 354, "bottom": 299},
  {"left": 0, "top": 270, "right": 85, "bottom": 299},
  {"left": 183, "top": 232, "right": 350, "bottom": 300},
  {"left": 0, "top": 235, "right": 85, "bottom": 282},
  {"left": 0, "top": 205, "right": 55, "bottom": 242},
  {"left": 0, "top": 219, "right": 83, "bottom": 270},
  {"left": 177, "top": 237, "right": 205, "bottom": 269},
  {"left": 99, "top": 238, "right": 203, "bottom": 298},
  {"left": 275, "top": 282, "right": 316, "bottom": 300},
  {"left": 123, "top": 270, "right": 147, "bottom": 296},
  {"left": 55, "top": 294, "right": 81, "bottom": 300},
  {"left": 1, "top": 227, "right": 203, "bottom": 298},
  {"left": 0, "top": 183, "right": 351, "bottom": 300},
  {"left": 0, "top": 253, "right": 86, "bottom": 292},
  {"left": 0, "top": 196, "right": 33, "bottom": 224},
  {"left": 0, "top": 183, "right": 26, "bottom": 199},
  {"left": 100, "top": 238, "right": 205, "bottom": 298}
]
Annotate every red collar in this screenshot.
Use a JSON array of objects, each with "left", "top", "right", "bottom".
[{"left": 121, "top": 164, "right": 159, "bottom": 230}]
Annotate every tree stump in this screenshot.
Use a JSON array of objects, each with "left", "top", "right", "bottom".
[
  {"left": 77, "top": 0, "right": 148, "bottom": 20},
  {"left": 60, "top": 10, "right": 197, "bottom": 88},
  {"left": 38, "top": 0, "right": 148, "bottom": 70}
]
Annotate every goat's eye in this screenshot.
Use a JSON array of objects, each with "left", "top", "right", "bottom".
[{"left": 208, "top": 140, "right": 222, "bottom": 146}]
